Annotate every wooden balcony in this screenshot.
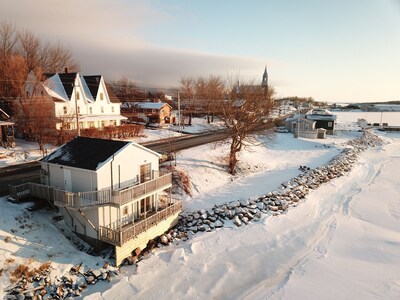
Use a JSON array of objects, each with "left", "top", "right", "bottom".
[
  {"left": 8, "top": 172, "right": 172, "bottom": 209},
  {"left": 99, "top": 200, "right": 182, "bottom": 246}
]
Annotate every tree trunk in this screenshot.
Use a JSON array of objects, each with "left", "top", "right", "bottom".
[{"left": 228, "top": 135, "right": 240, "bottom": 174}]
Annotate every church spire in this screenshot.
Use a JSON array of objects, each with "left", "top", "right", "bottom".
[{"left": 262, "top": 65, "right": 268, "bottom": 87}]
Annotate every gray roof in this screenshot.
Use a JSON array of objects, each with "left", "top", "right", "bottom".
[{"left": 41, "top": 137, "right": 129, "bottom": 171}]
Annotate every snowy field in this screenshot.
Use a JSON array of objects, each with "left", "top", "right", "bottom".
[
  {"left": 0, "top": 115, "right": 400, "bottom": 299},
  {"left": 335, "top": 111, "right": 400, "bottom": 126}
]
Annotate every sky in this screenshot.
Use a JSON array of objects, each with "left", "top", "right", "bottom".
[{"left": 1, "top": 0, "right": 400, "bottom": 102}]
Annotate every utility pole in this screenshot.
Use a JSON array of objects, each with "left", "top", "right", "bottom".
[
  {"left": 74, "top": 82, "right": 80, "bottom": 136},
  {"left": 178, "top": 91, "right": 181, "bottom": 132}
]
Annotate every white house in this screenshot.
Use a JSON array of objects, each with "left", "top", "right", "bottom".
[
  {"left": 24, "top": 69, "right": 127, "bottom": 131},
  {"left": 11, "top": 137, "right": 182, "bottom": 265}
]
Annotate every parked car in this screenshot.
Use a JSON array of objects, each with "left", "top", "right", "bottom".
[{"left": 275, "top": 126, "right": 289, "bottom": 133}]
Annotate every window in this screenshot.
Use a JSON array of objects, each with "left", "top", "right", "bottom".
[
  {"left": 63, "top": 106, "right": 67, "bottom": 114},
  {"left": 77, "top": 107, "right": 80, "bottom": 114},
  {"left": 328, "top": 122, "right": 333, "bottom": 127},
  {"left": 101, "top": 121, "right": 105, "bottom": 127},
  {"left": 100, "top": 93, "right": 104, "bottom": 100},
  {"left": 101, "top": 106, "right": 104, "bottom": 113},
  {"left": 89, "top": 107, "right": 92, "bottom": 114},
  {"left": 76, "top": 91, "right": 80, "bottom": 100},
  {"left": 123, "top": 206, "right": 128, "bottom": 216},
  {"left": 111, "top": 106, "right": 114, "bottom": 113}
]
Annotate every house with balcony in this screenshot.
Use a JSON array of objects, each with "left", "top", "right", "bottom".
[
  {"left": 24, "top": 69, "right": 127, "bottom": 131},
  {"left": 9, "top": 137, "right": 182, "bottom": 265}
]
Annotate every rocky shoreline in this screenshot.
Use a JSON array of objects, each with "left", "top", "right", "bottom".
[{"left": 166, "top": 130, "right": 383, "bottom": 243}]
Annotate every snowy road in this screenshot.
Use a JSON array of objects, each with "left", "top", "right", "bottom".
[{"left": 86, "top": 133, "right": 400, "bottom": 300}]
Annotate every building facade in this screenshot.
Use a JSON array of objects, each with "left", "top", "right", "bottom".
[{"left": 24, "top": 69, "right": 126, "bottom": 131}]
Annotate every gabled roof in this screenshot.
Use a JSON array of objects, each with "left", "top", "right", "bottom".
[
  {"left": 57, "top": 73, "right": 77, "bottom": 100},
  {"left": 83, "top": 75, "right": 101, "bottom": 100},
  {"left": 41, "top": 137, "right": 130, "bottom": 171}
]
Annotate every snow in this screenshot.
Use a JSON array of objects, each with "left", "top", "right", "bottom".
[{"left": 1, "top": 114, "right": 400, "bottom": 299}]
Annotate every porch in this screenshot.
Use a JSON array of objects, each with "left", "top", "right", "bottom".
[
  {"left": 99, "top": 200, "right": 182, "bottom": 246},
  {"left": 8, "top": 172, "right": 172, "bottom": 209}
]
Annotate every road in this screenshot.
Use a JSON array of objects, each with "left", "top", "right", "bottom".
[{"left": 0, "top": 130, "right": 230, "bottom": 196}]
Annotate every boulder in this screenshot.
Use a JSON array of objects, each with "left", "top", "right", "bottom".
[
  {"left": 160, "top": 234, "right": 169, "bottom": 245},
  {"left": 233, "top": 216, "right": 242, "bottom": 227}
]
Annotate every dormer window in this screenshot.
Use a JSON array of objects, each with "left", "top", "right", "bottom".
[
  {"left": 101, "top": 106, "right": 104, "bottom": 113},
  {"left": 100, "top": 93, "right": 104, "bottom": 100},
  {"left": 76, "top": 91, "right": 80, "bottom": 100}
]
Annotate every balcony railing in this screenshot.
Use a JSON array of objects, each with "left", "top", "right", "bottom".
[
  {"left": 99, "top": 200, "right": 182, "bottom": 246},
  {"left": 9, "top": 172, "right": 172, "bottom": 209}
]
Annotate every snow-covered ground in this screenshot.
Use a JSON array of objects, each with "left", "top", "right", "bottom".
[
  {"left": 84, "top": 131, "right": 400, "bottom": 300},
  {"left": 1, "top": 115, "right": 400, "bottom": 299}
]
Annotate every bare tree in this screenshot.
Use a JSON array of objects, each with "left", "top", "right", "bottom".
[
  {"left": 5, "top": 54, "right": 28, "bottom": 98},
  {"left": 40, "top": 42, "right": 78, "bottom": 73},
  {"left": 17, "top": 29, "right": 41, "bottom": 73},
  {"left": 12, "top": 70, "right": 57, "bottom": 151},
  {"left": 0, "top": 21, "right": 18, "bottom": 97},
  {"left": 179, "top": 77, "right": 195, "bottom": 125},
  {"left": 205, "top": 75, "right": 225, "bottom": 123},
  {"left": 111, "top": 76, "right": 139, "bottom": 102},
  {"left": 13, "top": 96, "right": 57, "bottom": 151},
  {"left": 217, "top": 80, "right": 275, "bottom": 174}
]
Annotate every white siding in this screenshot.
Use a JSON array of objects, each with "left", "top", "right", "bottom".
[
  {"left": 97, "top": 144, "right": 160, "bottom": 190},
  {"left": 44, "top": 163, "right": 97, "bottom": 192}
]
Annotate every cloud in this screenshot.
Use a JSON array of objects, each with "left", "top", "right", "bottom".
[
  {"left": 1, "top": 0, "right": 274, "bottom": 88},
  {"left": 76, "top": 43, "right": 274, "bottom": 87}
]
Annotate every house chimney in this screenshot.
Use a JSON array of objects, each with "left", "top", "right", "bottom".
[{"left": 65, "top": 67, "right": 69, "bottom": 74}]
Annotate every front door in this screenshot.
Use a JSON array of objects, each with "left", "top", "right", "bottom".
[
  {"left": 140, "top": 163, "right": 151, "bottom": 183},
  {"left": 64, "top": 169, "right": 72, "bottom": 191}
]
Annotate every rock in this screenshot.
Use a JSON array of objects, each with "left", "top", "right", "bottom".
[
  {"left": 233, "top": 216, "right": 242, "bottom": 227},
  {"left": 239, "top": 199, "right": 249, "bottom": 207},
  {"left": 160, "top": 234, "right": 169, "bottom": 245},
  {"left": 25, "top": 291, "right": 34, "bottom": 298},
  {"left": 188, "top": 226, "right": 197, "bottom": 233},
  {"left": 17, "top": 294, "right": 25, "bottom": 300},
  {"left": 91, "top": 270, "right": 102, "bottom": 278},
  {"left": 208, "top": 216, "right": 217, "bottom": 222},
  {"left": 86, "top": 276, "right": 95, "bottom": 284},
  {"left": 101, "top": 272, "right": 108, "bottom": 281},
  {"left": 241, "top": 216, "right": 249, "bottom": 224},
  {"left": 133, "top": 247, "right": 141, "bottom": 257},
  {"left": 215, "top": 220, "right": 224, "bottom": 228},
  {"left": 228, "top": 200, "right": 239, "bottom": 209},
  {"left": 225, "top": 209, "right": 234, "bottom": 219}
]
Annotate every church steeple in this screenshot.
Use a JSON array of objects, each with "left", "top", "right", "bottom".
[{"left": 261, "top": 65, "right": 268, "bottom": 87}]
